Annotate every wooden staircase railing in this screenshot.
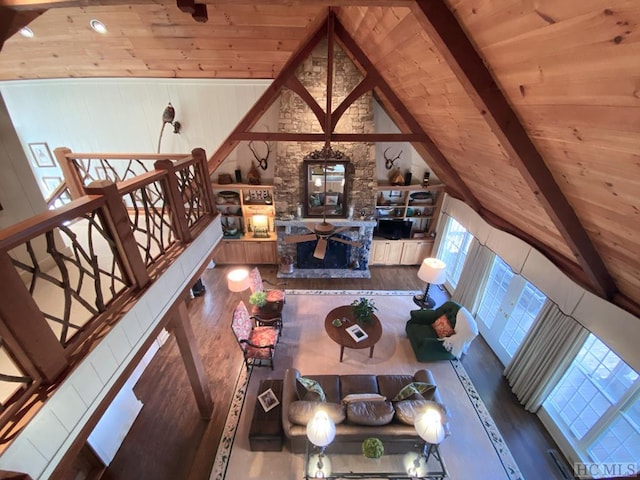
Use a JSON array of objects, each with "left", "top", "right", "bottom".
[{"left": 0, "top": 147, "right": 215, "bottom": 447}]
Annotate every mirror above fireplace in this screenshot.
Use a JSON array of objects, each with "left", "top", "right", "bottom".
[{"left": 303, "top": 149, "right": 350, "bottom": 218}]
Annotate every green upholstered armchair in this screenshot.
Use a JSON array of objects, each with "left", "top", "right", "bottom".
[{"left": 405, "top": 301, "right": 478, "bottom": 362}]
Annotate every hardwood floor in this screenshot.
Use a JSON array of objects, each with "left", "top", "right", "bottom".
[{"left": 101, "top": 264, "right": 569, "bottom": 480}]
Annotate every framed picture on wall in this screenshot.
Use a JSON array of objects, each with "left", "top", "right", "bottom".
[
  {"left": 325, "top": 193, "right": 339, "bottom": 206},
  {"left": 28, "top": 142, "right": 55, "bottom": 168}
]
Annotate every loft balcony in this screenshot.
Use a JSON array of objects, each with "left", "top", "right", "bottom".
[{"left": 0, "top": 148, "right": 222, "bottom": 479}]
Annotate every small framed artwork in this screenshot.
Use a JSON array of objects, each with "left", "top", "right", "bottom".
[
  {"left": 28, "top": 142, "right": 55, "bottom": 168},
  {"left": 325, "top": 193, "right": 339, "bottom": 206},
  {"left": 258, "top": 388, "right": 280, "bottom": 413},
  {"left": 389, "top": 190, "right": 402, "bottom": 197}
]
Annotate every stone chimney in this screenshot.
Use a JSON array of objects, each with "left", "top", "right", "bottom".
[{"left": 273, "top": 40, "right": 376, "bottom": 218}]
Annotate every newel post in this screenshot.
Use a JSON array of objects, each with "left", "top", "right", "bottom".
[
  {"left": 0, "top": 252, "right": 68, "bottom": 382},
  {"left": 154, "top": 159, "right": 192, "bottom": 243},
  {"left": 84, "top": 180, "right": 150, "bottom": 289},
  {"left": 54, "top": 147, "right": 85, "bottom": 200},
  {"left": 191, "top": 147, "right": 216, "bottom": 215}
]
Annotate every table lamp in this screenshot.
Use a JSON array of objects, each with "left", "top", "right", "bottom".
[
  {"left": 415, "top": 406, "right": 446, "bottom": 462},
  {"left": 227, "top": 268, "right": 250, "bottom": 292},
  {"left": 306, "top": 410, "right": 335, "bottom": 478},
  {"left": 415, "top": 258, "right": 447, "bottom": 308}
]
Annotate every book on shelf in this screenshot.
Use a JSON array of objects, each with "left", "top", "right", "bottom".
[{"left": 346, "top": 324, "right": 368, "bottom": 343}]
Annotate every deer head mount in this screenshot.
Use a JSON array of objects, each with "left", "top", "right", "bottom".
[
  {"left": 248, "top": 140, "right": 272, "bottom": 171},
  {"left": 384, "top": 147, "right": 402, "bottom": 170}
]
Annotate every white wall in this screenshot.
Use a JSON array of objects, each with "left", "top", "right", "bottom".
[
  {"left": 0, "top": 78, "right": 279, "bottom": 184},
  {"left": 0, "top": 95, "right": 48, "bottom": 228},
  {"left": 373, "top": 100, "right": 438, "bottom": 184}
]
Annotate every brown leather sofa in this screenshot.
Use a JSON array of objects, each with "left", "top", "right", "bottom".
[{"left": 281, "top": 367, "right": 447, "bottom": 454}]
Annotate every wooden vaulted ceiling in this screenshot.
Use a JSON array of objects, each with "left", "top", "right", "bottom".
[{"left": 0, "top": 1, "right": 638, "bottom": 318}]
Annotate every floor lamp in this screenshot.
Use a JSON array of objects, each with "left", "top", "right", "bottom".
[{"left": 414, "top": 258, "right": 447, "bottom": 309}]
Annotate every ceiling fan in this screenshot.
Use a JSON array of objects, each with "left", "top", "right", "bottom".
[
  {"left": 284, "top": 220, "right": 362, "bottom": 260},
  {"left": 284, "top": 146, "right": 362, "bottom": 260}
]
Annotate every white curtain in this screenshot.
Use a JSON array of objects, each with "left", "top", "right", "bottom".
[
  {"left": 504, "top": 301, "right": 589, "bottom": 412},
  {"left": 432, "top": 211, "right": 449, "bottom": 258},
  {"left": 451, "top": 238, "right": 494, "bottom": 315}
]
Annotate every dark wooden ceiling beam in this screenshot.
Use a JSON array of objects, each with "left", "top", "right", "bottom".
[
  {"left": 0, "top": 6, "right": 42, "bottom": 51},
  {"left": 231, "top": 132, "right": 431, "bottom": 142},
  {"left": 207, "top": 10, "right": 328, "bottom": 173},
  {"left": 284, "top": 76, "right": 326, "bottom": 130},
  {"left": 331, "top": 74, "right": 375, "bottom": 132},
  {"left": 333, "top": 18, "right": 480, "bottom": 211},
  {"left": 0, "top": 0, "right": 416, "bottom": 9},
  {"left": 412, "top": 0, "right": 616, "bottom": 300}
]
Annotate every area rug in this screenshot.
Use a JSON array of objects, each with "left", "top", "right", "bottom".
[{"left": 209, "top": 291, "right": 523, "bottom": 480}]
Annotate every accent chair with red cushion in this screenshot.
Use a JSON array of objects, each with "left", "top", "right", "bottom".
[
  {"left": 231, "top": 301, "right": 279, "bottom": 370},
  {"left": 405, "top": 301, "right": 478, "bottom": 361},
  {"left": 249, "top": 267, "right": 286, "bottom": 304}
]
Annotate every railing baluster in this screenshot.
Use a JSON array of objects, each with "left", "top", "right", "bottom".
[
  {"left": 0, "top": 252, "right": 67, "bottom": 382},
  {"left": 154, "top": 159, "right": 193, "bottom": 243},
  {"left": 84, "top": 180, "right": 150, "bottom": 289},
  {"left": 54, "top": 147, "right": 85, "bottom": 201}
]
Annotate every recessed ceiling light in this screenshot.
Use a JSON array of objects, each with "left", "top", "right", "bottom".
[
  {"left": 89, "top": 19, "right": 107, "bottom": 34},
  {"left": 19, "top": 27, "right": 34, "bottom": 38}
]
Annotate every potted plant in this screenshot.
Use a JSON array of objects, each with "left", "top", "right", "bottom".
[
  {"left": 350, "top": 297, "right": 378, "bottom": 326},
  {"left": 279, "top": 254, "right": 294, "bottom": 274},
  {"left": 249, "top": 291, "right": 267, "bottom": 309},
  {"left": 362, "top": 437, "right": 384, "bottom": 459}
]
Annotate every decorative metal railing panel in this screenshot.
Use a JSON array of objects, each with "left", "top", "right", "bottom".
[
  {"left": 124, "top": 179, "right": 176, "bottom": 267},
  {"left": 9, "top": 211, "right": 127, "bottom": 346},
  {"left": 72, "top": 157, "right": 157, "bottom": 186},
  {"left": 0, "top": 147, "right": 215, "bottom": 444},
  {"left": 176, "top": 161, "right": 208, "bottom": 229},
  {"left": 0, "top": 339, "right": 34, "bottom": 414}
]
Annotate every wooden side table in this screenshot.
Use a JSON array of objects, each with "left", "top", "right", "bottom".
[
  {"left": 252, "top": 301, "right": 283, "bottom": 333},
  {"left": 248, "top": 379, "right": 284, "bottom": 451}
]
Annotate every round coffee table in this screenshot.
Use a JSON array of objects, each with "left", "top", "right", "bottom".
[{"left": 324, "top": 305, "right": 382, "bottom": 362}]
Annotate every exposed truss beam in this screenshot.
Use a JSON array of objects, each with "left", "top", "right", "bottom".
[
  {"left": 0, "top": 0, "right": 416, "bottom": 9},
  {"left": 333, "top": 18, "right": 480, "bottom": 210},
  {"left": 412, "top": 0, "right": 615, "bottom": 299},
  {"left": 207, "top": 10, "right": 329, "bottom": 172},
  {"left": 231, "top": 132, "right": 430, "bottom": 142}
]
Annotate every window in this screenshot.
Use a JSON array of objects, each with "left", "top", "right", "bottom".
[
  {"left": 544, "top": 335, "right": 640, "bottom": 474},
  {"left": 437, "top": 217, "right": 472, "bottom": 290},
  {"left": 476, "top": 257, "right": 546, "bottom": 365}
]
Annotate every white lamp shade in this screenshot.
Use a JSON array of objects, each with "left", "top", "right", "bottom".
[
  {"left": 252, "top": 214, "right": 269, "bottom": 228},
  {"left": 417, "top": 258, "right": 447, "bottom": 285},
  {"left": 306, "top": 411, "right": 336, "bottom": 447},
  {"left": 415, "top": 409, "right": 445, "bottom": 444},
  {"left": 227, "top": 268, "right": 250, "bottom": 292}
]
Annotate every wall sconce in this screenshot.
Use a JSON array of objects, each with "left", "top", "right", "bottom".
[
  {"left": 157, "top": 102, "right": 182, "bottom": 153},
  {"left": 252, "top": 215, "right": 269, "bottom": 238}
]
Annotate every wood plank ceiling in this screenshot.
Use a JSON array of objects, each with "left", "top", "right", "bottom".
[{"left": 0, "top": 0, "right": 638, "bottom": 318}]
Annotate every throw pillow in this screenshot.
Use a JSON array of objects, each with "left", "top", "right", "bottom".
[
  {"left": 296, "top": 377, "right": 326, "bottom": 402},
  {"left": 346, "top": 400, "right": 394, "bottom": 426},
  {"left": 394, "top": 400, "right": 448, "bottom": 426},
  {"left": 341, "top": 393, "right": 386, "bottom": 404},
  {"left": 392, "top": 382, "right": 437, "bottom": 402},
  {"left": 432, "top": 314, "right": 455, "bottom": 338},
  {"left": 288, "top": 401, "right": 345, "bottom": 426}
]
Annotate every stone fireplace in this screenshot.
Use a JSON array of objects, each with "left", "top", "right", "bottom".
[
  {"left": 273, "top": 40, "right": 377, "bottom": 278},
  {"left": 275, "top": 219, "right": 376, "bottom": 278}
]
